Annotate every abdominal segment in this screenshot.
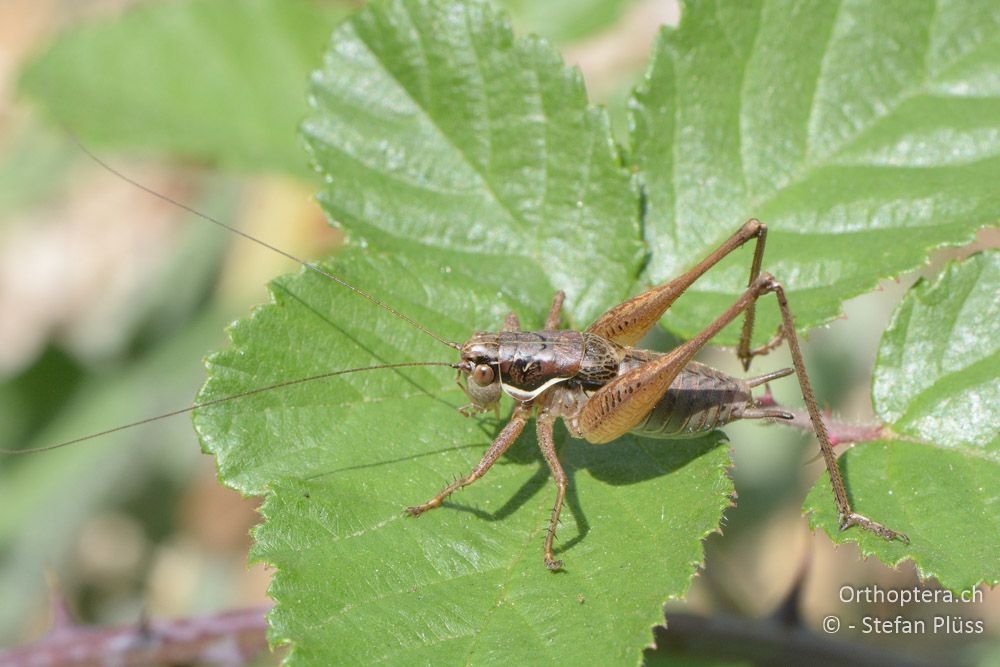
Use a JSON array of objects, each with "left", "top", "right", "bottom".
[{"left": 629, "top": 361, "right": 753, "bottom": 439}]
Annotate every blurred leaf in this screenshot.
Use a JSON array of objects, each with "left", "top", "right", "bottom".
[
  {"left": 19, "top": 0, "right": 347, "bottom": 175},
  {"left": 0, "top": 122, "right": 76, "bottom": 216},
  {"left": 0, "top": 309, "right": 224, "bottom": 643},
  {"left": 123, "top": 178, "right": 235, "bottom": 354},
  {"left": 502, "top": 0, "right": 637, "bottom": 43},
  {"left": 0, "top": 348, "right": 83, "bottom": 455},
  {"left": 806, "top": 252, "right": 1000, "bottom": 591},
  {"left": 630, "top": 0, "right": 1000, "bottom": 344},
  {"left": 195, "top": 1, "right": 730, "bottom": 663},
  {"left": 0, "top": 179, "right": 238, "bottom": 640}
]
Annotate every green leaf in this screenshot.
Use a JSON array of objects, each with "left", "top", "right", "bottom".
[
  {"left": 18, "top": 0, "right": 346, "bottom": 175},
  {"left": 196, "top": 250, "right": 731, "bottom": 665},
  {"left": 302, "top": 0, "right": 643, "bottom": 325},
  {"left": 873, "top": 253, "right": 1000, "bottom": 453},
  {"left": 630, "top": 0, "right": 1000, "bottom": 344},
  {"left": 0, "top": 122, "right": 76, "bottom": 216},
  {"left": 806, "top": 252, "right": 1000, "bottom": 591}
]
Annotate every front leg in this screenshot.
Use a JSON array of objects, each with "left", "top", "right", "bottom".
[{"left": 405, "top": 405, "right": 531, "bottom": 516}]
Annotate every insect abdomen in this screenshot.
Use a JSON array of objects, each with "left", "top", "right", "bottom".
[{"left": 629, "top": 361, "right": 752, "bottom": 439}]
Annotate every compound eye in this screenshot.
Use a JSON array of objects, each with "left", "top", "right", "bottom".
[{"left": 472, "top": 363, "right": 495, "bottom": 387}]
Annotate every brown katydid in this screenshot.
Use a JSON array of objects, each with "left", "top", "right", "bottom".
[
  {"left": 5, "top": 153, "right": 909, "bottom": 571},
  {"left": 409, "top": 218, "right": 909, "bottom": 570}
]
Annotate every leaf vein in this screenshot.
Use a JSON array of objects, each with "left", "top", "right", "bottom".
[
  {"left": 353, "top": 10, "right": 531, "bottom": 246},
  {"left": 802, "top": 0, "right": 844, "bottom": 164},
  {"left": 733, "top": 0, "right": 763, "bottom": 199}
]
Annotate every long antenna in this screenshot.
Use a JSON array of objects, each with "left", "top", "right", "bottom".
[
  {"left": 1, "top": 361, "right": 457, "bottom": 455},
  {"left": 71, "top": 137, "right": 462, "bottom": 351}
]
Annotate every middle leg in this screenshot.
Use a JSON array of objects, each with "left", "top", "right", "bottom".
[{"left": 536, "top": 412, "right": 568, "bottom": 571}]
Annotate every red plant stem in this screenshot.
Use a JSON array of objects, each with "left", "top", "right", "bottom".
[
  {"left": 0, "top": 605, "right": 272, "bottom": 667},
  {"left": 756, "top": 393, "right": 886, "bottom": 447}
]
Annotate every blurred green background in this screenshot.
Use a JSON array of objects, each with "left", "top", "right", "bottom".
[{"left": 0, "top": 1, "right": 996, "bottom": 665}]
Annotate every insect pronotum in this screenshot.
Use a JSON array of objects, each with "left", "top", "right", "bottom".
[{"left": 4, "top": 146, "right": 909, "bottom": 571}]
